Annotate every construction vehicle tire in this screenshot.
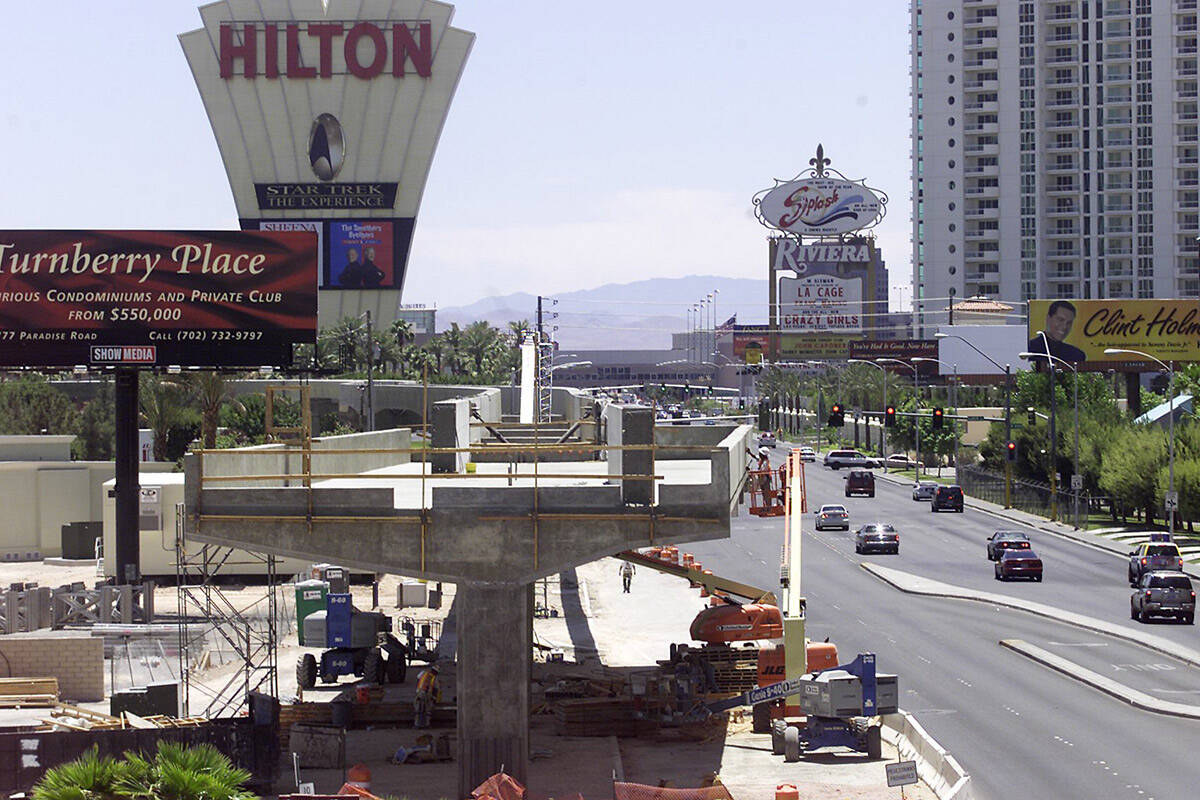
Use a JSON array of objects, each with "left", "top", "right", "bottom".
[
  {"left": 752, "top": 702, "right": 771, "bottom": 734},
  {"left": 296, "top": 654, "right": 317, "bottom": 690},
  {"left": 386, "top": 652, "right": 406, "bottom": 684},
  {"left": 783, "top": 725, "right": 800, "bottom": 762},
  {"left": 771, "top": 720, "right": 787, "bottom": 755},
  {"left": 363, "top": 649, "right": 383, "bottom": 684},
  {"left": 867, "top": 724, "right": 882, "bottom": 759}
]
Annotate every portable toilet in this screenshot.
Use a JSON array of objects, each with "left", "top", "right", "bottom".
[{"left": 295, "top": 579, "right": 328, "bottom": 646}]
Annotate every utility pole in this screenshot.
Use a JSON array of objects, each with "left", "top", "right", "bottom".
[{"left": 365, "top": 310, "right": 374, "bottom": 431}]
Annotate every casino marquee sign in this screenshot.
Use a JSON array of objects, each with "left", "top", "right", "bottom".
[{"left": 180, "top": 1, "right": 474, "bottom": 297}]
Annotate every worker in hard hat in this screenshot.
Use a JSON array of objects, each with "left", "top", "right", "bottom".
[
  {"left": 414, "top": 664, "right": 441, "bottom": 728},
  {"left": 619, "top": 560, "right": 636, "bottom": 593}
]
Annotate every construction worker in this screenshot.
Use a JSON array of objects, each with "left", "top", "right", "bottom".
[
  {"left": 413, "top": 664, "right": 441, "bottom": 728},
  {"left": 619, "top": 561, "right": 636, "bottom": 593}
]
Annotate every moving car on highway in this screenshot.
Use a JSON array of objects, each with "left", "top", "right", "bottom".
[
  {"left": 845, "top": 469, "right": 876, "bottom": 498},
  {"left": 798, "top": 446, "right": 817, "bottom": 462},
  {"left": 758, "top": 431, "right": 777, "bottom": 448},
  {"left": 987, "top": 531, "right": 1031, "bottom": 561},
  {"left": 912, "top": 481, "right": 938, "bottom": 501},
  {"left": 995, "top": 549, "right": 1043, "bottom": 581},
  {"left": 931, "top": 485, "right": 965, "bottom": 513},
  {"left": 1130, "top": 571, "right": 1195, "bottom": 624},
  {"left": 855, "top": 523, "right": 899, "bottom": 555},
  {"left": 823, "top": 450, "right": 881, "bottom": 470},
  {"left": 1127, "top": 542, "right": 1184, "bottom": 585},
  {"left": 814, "top": 504, "right": 850, "bottom": 531}
]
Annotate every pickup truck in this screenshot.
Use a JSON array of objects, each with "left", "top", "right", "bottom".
[
  {"left": 1130, "top": 571, "right": 1195, "bottom": 624},
  {"left": 1127, "top": 542, "right": 1184, "bottom": 585}
]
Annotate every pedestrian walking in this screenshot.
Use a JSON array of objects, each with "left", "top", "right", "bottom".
[
  {"left": 413, "top": 664, "right": 441, "bottom": 728},
  {"left": 619, "top": 561, "right": 636, "bottom": 593}
]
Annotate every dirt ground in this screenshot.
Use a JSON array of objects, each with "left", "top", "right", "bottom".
[{"left": 0, "top": 557, "right": 938, "bottom": 799}]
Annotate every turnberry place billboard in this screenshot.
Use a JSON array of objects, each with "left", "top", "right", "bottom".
[{"left": 0, "top": 230, "right": 317, "bottom": 367}]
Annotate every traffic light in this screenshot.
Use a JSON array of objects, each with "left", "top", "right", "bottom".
[
  {"left": 884, "top": 406, "right": 896, "bottom": 427},
  {"left": 932, "top": 407, "right": 944, "bottom": 429},
  {"left": 1006, "top": 441, "right": 1018, "bottom": 462},
  {"left": 828, "top": 403, "right": 844, "bottom": 428},
  {"left": 1027, "top": 407, "right": 1036, "bottom": 425}
]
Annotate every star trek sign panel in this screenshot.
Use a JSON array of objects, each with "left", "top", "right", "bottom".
[{"left": 0, "top": 230, "right": 317, "bottom": 367}]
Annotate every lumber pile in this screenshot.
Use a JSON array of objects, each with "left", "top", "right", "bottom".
[
  {"left": 697, "top": 644, "right": 759, "bottom": 694},
  {"left": 0, "top": 677, "right": 59, "bottom": 708},
  {"left": 552, "top": 697, "right": 657, "bottom": 738},
  {"left": 41, "top": 704, "right": 210, "bottom": 732}
]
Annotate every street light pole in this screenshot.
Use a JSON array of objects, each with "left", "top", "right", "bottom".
[
  {"left": 1105, "top": 347, "right": 1177, "bottom": 534},
  {"left": 914, "top": 357, "right": 958, "bottom": 482},
  {"left": 936, "top": 332, "right": 1014, "bottom": 508},
  {"left": 848, "top": 359, "right": 888, "bottom": 470},
  {"left": 1036, "top": 331, "right": 1059, "bottom": 522},
  {"left": 1022, "top": 350, "right": 1080, "bottom": 528},
  {"left": 878, "top": 358, "right": 920, "bottom": 479}
]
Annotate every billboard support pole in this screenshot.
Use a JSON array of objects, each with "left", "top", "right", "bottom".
[
  {"left": 1004, "top": 364, "right": 1012, "bottom": 509},
  {"left": 114, "top": 367, "right": 140, "bottom": 584}
]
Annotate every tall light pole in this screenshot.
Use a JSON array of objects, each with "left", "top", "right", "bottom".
[
  {"left": 848, "top": 358, "right": 889, "bottom": 470},
  {"left": 877, "top": 358, "right": 920, "bottom": 479},
  {"left": 1022, "top": 350, "right": 1079, "bottom": 529},
  {"left": 1035, "top": 331, "right": 1060, "bottom": 522},
  {"left": 1105, "top": 347, "right": 1177, "bottom": 534},
  {"left": 914, "top": 357, "right": 958, "bottom": 482},
  {"left": 935, "top": 332, "right": 1013, "bottom": 508}
]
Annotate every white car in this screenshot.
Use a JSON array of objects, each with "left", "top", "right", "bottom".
[
  {"left": 758, "top": 432, "right": 777, "bottom": 448},
  {"left": 885, "top": 454, "right": 918, "bottom": 470},
  {"left": 912, "top": 481, "right": 938, "bottom": 501},
  {"left": 798, "top": 446, "right": 817, "bottom": 462},
  {"left": 814, "top": 504, "right": 850, "bottom": 531}
]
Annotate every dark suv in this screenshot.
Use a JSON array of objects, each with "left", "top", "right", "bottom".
[
  {"left": 931, "top": 485, "right": 964, "bottom": 513},
  {"left": 845, "top": 470, "right": 876, "bottom": 498}
]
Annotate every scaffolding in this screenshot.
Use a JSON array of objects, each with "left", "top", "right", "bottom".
[
  {"left": 175, "top": 504, "right": 282, "bottom": 719},
  {"left": 173, "top": 385, "right": 309, "bottom": 718},
  {"left": 537, "top": 331, "right": 555, "bottom": 423}
]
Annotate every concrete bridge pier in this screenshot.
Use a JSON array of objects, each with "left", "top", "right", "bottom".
[{"left": 455, "top": 580, "right": 532, "bottom": 793}]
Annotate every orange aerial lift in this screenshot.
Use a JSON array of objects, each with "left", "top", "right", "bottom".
[{"left": 618, "top": 451, "right": 834, "bottom": 728}]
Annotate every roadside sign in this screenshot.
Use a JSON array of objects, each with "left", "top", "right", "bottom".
[
  {"left": 1071, "top": 474, "right": 1083, "bottom": 490},
  {"left": 886, "top": 760, "right": 918, "bottom": 787},
  {"left": 1165, "top": 491, "right": 1179, "bottom": 512}
]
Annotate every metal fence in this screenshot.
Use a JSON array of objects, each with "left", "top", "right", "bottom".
[{"left": 958, "top": 465, "right": 1112, "bottom": 529}]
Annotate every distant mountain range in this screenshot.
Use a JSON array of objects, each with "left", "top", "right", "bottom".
[{"left": 437, "top": 276, "right": 768, "bottom": 350}]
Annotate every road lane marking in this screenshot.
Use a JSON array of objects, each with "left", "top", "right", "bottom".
[{"left": 1048, "top": 641, "right": 1108, "bottom": 647}]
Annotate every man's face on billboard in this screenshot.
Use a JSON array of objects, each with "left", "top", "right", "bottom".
[{"left": 1046, "top": 306, "right": 1075, "bottom": 341}]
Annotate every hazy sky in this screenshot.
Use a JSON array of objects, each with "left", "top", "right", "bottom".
[{"left": 1, "top": 1, "right": 912, "bottom": 311}]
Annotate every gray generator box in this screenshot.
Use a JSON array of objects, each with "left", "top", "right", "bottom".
[
  {"left": 798, "top": 670, "right": 899, "bottom": 717},
  {"left": 302, "top": 609, "right": 389, "bottom": 649}
]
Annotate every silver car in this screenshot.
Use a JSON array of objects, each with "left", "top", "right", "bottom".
[
  {"left": 855, "top": 523, "right": 900, "bottom": 555},
  {"left": 815, "top": 504, "right": 850, "bottom": 531},
  {"left": 912, "top": 481, "right": 938, "bottom": 501}
]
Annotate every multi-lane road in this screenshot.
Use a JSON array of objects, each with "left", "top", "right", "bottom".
[{"left": 684, "top": 447, "right": 1200, "bottom": 800}]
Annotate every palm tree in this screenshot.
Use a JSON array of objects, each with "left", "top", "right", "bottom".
[
  {"left": 508, "top": 319, "right": 533, "bottom": 345},
  {"left": 440, "top": 323, "right": 466, "bottom": 375},
  {"left": 32, "top": 747, "right": 124, "bottom": 800},
  {"left": 390, "top": 318, "right": 414, "bottom": 375},
  {"left": 118, "top": 741, "right": 254, "bottom": 800},
  {"left": 190, "top": 373, "right": 243, "bottom": 449},
  {"left": 139, "top": 373, "right": 196, "bottom": 461},
  {"left": 462, "top": 321, "right": 503, "bottom": 378}
]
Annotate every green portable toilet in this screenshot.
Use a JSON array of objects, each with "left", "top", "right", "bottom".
[{"left": 295, "top": 579, "right": 328, "bottom": 645}]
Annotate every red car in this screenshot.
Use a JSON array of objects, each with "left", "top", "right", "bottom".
[{"left": 995, "top": 549, "right": 1043, "bottom": 581}]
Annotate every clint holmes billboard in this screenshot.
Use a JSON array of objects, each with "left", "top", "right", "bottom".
[{"left": 0, "top": 230, "right": 317, "bottom": 367}]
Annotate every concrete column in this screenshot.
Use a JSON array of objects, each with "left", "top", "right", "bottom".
[
  {"left": 620, "top": 407, "right": 654, "bottom": 506},
  {"left": 432, "top": 399, "right": 468, "bottom": 474},
  {"left": 456, "top": 581, "right": 531, "bottom": 796}
]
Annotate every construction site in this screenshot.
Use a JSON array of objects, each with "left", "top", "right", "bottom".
[{"left": 0, "top": 379, "right": 946, "bottom": 800}]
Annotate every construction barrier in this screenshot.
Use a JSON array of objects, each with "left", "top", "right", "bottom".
[{"left": 881, "top": 710, "right": 972, "bottom": 799}]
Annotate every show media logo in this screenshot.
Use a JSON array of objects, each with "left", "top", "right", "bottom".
[
  {"left": 219, "top": 21, "right": 432, "bottom": 79},
  {"left": 90, "top": 345, "right": 156, "bottom": 364}
]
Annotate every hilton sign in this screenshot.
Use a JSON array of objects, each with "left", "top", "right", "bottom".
[
  {"left": 181, "top": 1, "right": 474, "bottom": 327},
  {"left": 218, "top": 20, "right": 433, "bottom": 79}
]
